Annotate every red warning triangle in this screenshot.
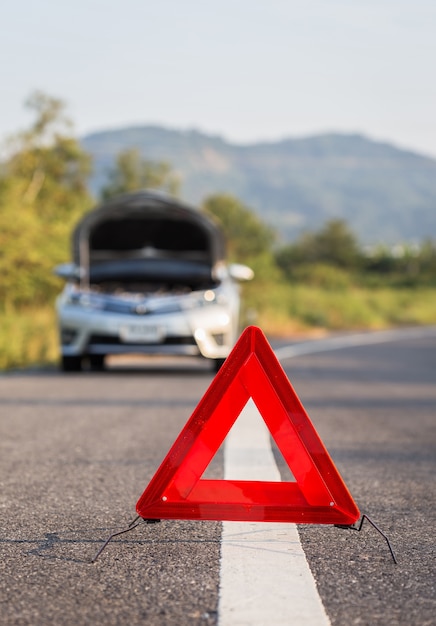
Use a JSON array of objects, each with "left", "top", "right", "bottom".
[{"left": 136, "top": 326, "right": 360, "bottom": 525}]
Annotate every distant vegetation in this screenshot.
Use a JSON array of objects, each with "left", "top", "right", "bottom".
[
  {"left": 203, "top": 194, "right": 436, "bottom": 335},
  {"left": 0, "top": 93, "right": 435, "bottom": 369},
  {"left": 100, "top": 147, "right": 180, "bottom": 200}
]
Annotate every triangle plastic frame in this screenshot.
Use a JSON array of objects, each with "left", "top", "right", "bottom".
[{"left": 136, "top": 326, "right": 360, "bottom": 525}]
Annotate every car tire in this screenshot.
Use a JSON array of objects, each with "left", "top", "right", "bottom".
[
  {"left": 89, "top": 355, "right": 105, "bottom": 371},
  {"left": 212, "top": 358, "right": 226, "bottom": 373},
  {"left": 61, "top": 355, "right": 82, "bottom": 372}
]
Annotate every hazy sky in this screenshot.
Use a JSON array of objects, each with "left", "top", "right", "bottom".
[{"left": 2, "top": 0, "right": 436, "bottom": 157}]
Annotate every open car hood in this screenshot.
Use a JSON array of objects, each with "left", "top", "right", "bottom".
[{"left": 72, "top": 191, "right": 226, "bottom": 289}]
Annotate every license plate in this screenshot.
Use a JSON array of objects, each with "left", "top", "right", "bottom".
[{"left": 119, "top": 324, "right": 165, "bottom": 343}]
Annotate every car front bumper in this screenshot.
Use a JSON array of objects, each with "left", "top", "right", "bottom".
[{"left": 57, "top": 302, "right": 234, "bottom": 360}]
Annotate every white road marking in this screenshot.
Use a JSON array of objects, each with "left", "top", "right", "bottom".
[{"left": 218, "top": 400, "right": 330, "bottom": 626}]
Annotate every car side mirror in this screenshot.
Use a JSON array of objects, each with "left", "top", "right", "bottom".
[
  {"left": 54, "top": 263, "right": 83, "bottom": 281},
  {"left": 229, "top": 263, "right": 254, "bottom": 282}
]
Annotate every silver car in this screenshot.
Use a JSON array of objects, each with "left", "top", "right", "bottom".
[{"left": 55, "top": 191, "right": 253, "bottom": 372}]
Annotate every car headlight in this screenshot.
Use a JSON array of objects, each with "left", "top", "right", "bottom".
[
  {"left": 66, "top": 293, "right": 104, "bottom": 310},
  {"left": 181, "top": 290, "right": 219, "bottom": 310},
  {"left": 204, "top": 290, "right": 216, "bottom": 302}
]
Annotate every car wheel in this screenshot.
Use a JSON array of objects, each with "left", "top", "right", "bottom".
[
  {"left": 61, "top": 355, "right": 82, "bottom": 372},
  {"left": 212, "top": 358, "right": 226, "bottom": 373},
  {"left": 89, "top": 355, "right": 105, "bottom": 371}
]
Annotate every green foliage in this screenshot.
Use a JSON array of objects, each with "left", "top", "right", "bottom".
[
  {"left": 291, "top": 263, "right": 352, "bottom": 290},
  {"left": 0, "top": 307, "right": 58, "bottom": 369},
  {"left": 276, "top": 219, "right": 361, "bottom": 278},
  {"left": 362, "top": 240, "right": 436, "bottom": 286},
  {"left": 202, "top": 193, "right": 275, "bottom": 262},
  {"left": 100, "top": 148, "right": 180, "bottom": 200},
  {"left": 249, "top": 283, "right": 436, "bottom": 337},
  {"left": 275, "top": 219, "right": 436, "bottom": 290},
  {"left": 0, "top": 91, "right": 93, "bottom": 310}
]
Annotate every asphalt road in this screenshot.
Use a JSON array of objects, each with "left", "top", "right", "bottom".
[{"left": 0, "top": 329, "right": 435, "bottom": 625}]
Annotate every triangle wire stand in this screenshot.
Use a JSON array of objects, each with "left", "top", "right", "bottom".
[
  {"left": 91, "top": 512, "right": 397, "bottom": 564},
  {"left": 91, "top": 516, "right": 160, "bottom": 563},
  {"left": 335, "top": 513, "right": 397, "bottom": 564}
]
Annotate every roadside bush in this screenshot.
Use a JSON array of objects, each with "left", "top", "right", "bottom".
[
  {"left": 0, "top": 307, "right": 58, "bottom": 370},
  {"left": 291, "top": 263, "right": 353, "bottom": 290}
]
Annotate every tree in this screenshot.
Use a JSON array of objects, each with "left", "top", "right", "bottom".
[
  {"left": 0, "top": 91, "right": 93, "bottom": 309},
  {"left": 312, "top": 219, "right": 361, "bottom": 268},
  {"left": 202, "top": 193, "right": 275, "bottom": 262},
  {"left": 276, "top": 219, "right": 361, "bottom": 278},
  {"left": 100, "top": 148, "right": 180, "bottom": 200}
]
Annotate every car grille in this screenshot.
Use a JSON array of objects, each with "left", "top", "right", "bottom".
[
  {"left": 88, "top": 334, "right": 197, "bottom": 347},
  {"left": 100, "top": 301, "right": 182, "bottom": 315}
]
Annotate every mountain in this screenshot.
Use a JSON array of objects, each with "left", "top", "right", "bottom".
[{"left": 81, "top": 126, "right": 436, "bottom": 245}]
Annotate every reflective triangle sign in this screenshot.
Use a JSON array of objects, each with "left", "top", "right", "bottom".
[{"left": 136, "top": 326, "right": 360, "bottom": 525}]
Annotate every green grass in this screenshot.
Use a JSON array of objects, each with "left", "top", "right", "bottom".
[
  {"left": 0, "top": 284, "right": 435, "bottom": 370},
  {"left": 242, "top": 282, "right": 436, "bottom": 337},
  {"left": 0, "top": 306, "right": 59, "bottom": 370}
]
